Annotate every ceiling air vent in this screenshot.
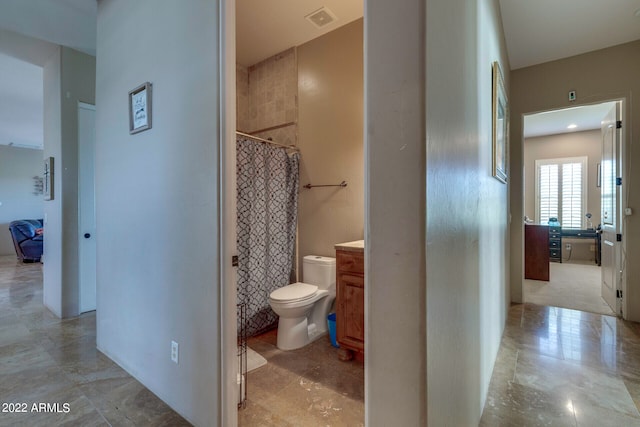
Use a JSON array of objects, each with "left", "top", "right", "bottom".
[{"left": 305, "top": 6, "right": 337, "bottom": 29}]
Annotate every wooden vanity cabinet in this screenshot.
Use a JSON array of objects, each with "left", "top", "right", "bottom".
[{"left": 335, "top": 249, "right": 364, "bottom": 361}]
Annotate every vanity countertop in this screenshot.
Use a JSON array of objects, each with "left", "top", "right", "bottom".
[{"left": 334, "top": 240, "right": 364, "bottom": 253}]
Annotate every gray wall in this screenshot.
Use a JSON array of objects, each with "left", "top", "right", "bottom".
[
  {"left": 510, "top": 40, "right": 640, "bottom": 319},
  {"left": 367, "top": 0, "right": 509, "bottom": 425},
  {"left": 95, "top": 1, "right": 220, "bottom": 425},
  {"left": 0, "top": 145, "right": 43, "bottom": 255},
  {"left": 42, "top": 46, "right": 95, "bottom": 318}
]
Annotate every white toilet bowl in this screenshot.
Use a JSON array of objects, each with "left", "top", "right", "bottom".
[
  {"left": 269, "top": 283, "right": 334, "bottom": 350},
  {"left": 268, "top": 256, "right": 336, "bottom": 351}
]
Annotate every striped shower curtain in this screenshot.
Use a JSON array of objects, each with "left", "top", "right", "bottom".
[{"left": 236, "top": 136, "right": 300, "bottom": 337}]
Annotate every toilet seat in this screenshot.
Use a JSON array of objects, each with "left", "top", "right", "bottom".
[{"left": 270, "top": 282, "right": 318, "bottom": 303}]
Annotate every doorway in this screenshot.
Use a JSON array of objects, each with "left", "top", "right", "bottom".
[
  {"left": 231, "top": 1, "right": 365, "bottom": 424},
  {"left": 78, "top": 102, "right": 96, "bottom": 314},
  {"left": 522, "top": 100, "right": 622, "bottom": 316}
]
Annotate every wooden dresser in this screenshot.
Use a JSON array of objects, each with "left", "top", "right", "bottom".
[{"left": 335, "top": 240, "right": 364, "bottom": 361}]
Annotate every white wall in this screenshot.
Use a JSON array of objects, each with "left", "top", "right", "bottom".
[
  {"left": 42, "top": 46, "right": 62, "bottom": 315},
  {"left": 367, "top": 1, "right": 510, "bottom": 424},
  {"left": 366, "top": 0, "right": 426, "bottom": 425},
  {"left": 42, "top": 46, "right": 95, "bottom": 318},
  {"left": 95, "top": 1, "right": 220, "bottom": 425},
  {"left": 425, "top": 0, "right": 509, "bottom": 425},
  {"left": 0, "top": 145, "right": 43, "bottom": 255}
]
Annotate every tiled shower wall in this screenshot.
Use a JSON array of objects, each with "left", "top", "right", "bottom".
[
  {"left": 236, "top": 47, "right": 298, "bottom": 146},
  {"left": 236, "top": 64, "right": 250, "bottom": 132}
]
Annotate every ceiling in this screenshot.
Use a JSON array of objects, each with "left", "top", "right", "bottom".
[
  {"left": 499, "top": 0, "right": 640, "bottom": 70},
  {"left": 0, "top": 0, "right": 639, "bottom": 149},
  {"left": 236, "top": 0, "right": 363, "bottom": 66},
  {"left": 523, "top": 102, "right": 617, "bottom": 139}
]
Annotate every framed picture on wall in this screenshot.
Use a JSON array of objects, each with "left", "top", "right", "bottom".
[
  {"left": 492, "top": 61, "right": 508, "bottom": 184},
  {"left": 129, "top": 82, "right": 153, "bottom": 134}
]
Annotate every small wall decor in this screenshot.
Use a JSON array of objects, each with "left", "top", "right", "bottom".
[
  {"left": 492, "top": 61, "right": 508, "bottom": 184},
  {"left": 44, "top": 157, "right": 54, "bottom": 201},
  {"left": 129, "top": 82, "right": 153, "bottom": 134},
  {"left": 597, "top": 163, "right": 601, "bottom": 187},
  {"left": 32, "top": 176, "right": 44, "bottom": 195}
]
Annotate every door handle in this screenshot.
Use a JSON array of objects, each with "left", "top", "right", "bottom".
[{"left": 84, "top": 233, "right": 91, "bottom": 239}]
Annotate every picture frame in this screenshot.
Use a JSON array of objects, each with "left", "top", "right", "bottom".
[
  {"left": 597, "top": 163, "right": 601, "bottom": 187},
  {"left": 129, "top": 82, "right": 153, "bottom": 134},
  {"left": 492, "top": 61, "right": 508, "bottom": 184},
  {"left": 44, "top": 157, "right": 54, "bottom": 201}
]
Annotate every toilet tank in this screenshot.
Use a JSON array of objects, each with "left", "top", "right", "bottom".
[{"left": 302, "top": 255, "right": 336, "bottom": 289}]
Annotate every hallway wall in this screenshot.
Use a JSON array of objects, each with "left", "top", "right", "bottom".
[
  {"left": 0, "top": 145, "right": 43, "bottom": 256},
  {"left": 367, "top": 0, "right": 508, "bottom": 425},
  {"left": 510, "top": 40, "right": 640, "bottom": 320},
  {"left": 95, "top": 1, "right": 220, "bottom": 425},
  {"left": 425, "top": 0, "right": 510, "bottom": 424},
  {"left": 42, "top": 46, "right": 95, "bottom": 318}
]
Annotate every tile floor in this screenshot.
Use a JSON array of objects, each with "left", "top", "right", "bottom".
[
  {"left": 481, "top": 303, "right": 640, "bottom": 426},
  {"left": 5, "top": 254, "right": 640, "bottom": 426},
  {"left": 0, "top": 255, "right": 189, "bottom": 426},
  {"left": 238, "top": 330, "right": 364, "bottom": 426}
]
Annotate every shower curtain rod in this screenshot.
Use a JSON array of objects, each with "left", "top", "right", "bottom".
[{"left": 236, "top": 131, "right": 300, "bottom": 152}]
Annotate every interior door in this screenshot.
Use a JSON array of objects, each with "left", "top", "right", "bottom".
[
  {"left": 601, "top": 103, "right": 620, "bottom": 314},
  {"left": 78, "top": 103, "right": 97, "bottom": 313}
]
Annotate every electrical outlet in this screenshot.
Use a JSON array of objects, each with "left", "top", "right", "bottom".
[
  {"left": 171, "top": 341, "right": 179, "bottom": 364},
  {"left": 565, "top": 243, "right": 572, "bottom": 250}
]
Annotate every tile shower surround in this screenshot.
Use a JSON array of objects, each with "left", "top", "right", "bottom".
[{"left": 237, "top": 48, "right": 298, "bottom": 150}]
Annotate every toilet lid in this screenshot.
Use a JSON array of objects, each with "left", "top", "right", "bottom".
[{"left": 270, "top": 283, "right": 318, "bottom": 302}]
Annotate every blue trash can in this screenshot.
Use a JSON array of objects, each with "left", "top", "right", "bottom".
[{"left": 327, "top": 313, "right": 339, "bottom": 348}]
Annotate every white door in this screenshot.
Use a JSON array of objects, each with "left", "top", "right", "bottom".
[
  {"left": 601, "top": 103, "right": 620, "bottom": 314},
  {"left": 78, "top": 103, "right": 96, "bottom": 313}
]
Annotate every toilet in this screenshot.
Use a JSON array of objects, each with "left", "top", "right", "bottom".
[{"left": 269, "top": 255, "right": 336, "bottom": 350}]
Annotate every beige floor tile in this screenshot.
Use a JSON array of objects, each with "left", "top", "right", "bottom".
[{"left": 0, "top": 256, "right": 189, "bottom": 426}]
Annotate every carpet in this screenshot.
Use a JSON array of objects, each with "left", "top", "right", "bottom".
[{"left": 524, "top": 261, "right": 615, "bottom": 316}]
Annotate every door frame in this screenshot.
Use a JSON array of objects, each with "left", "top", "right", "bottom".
[{"left": 519, "top": 98, "right": 627, "bottom": 317}]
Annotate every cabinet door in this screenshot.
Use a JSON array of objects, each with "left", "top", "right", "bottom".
[{"left": 337, "top": 272, "right": 365, "bottom": 351}]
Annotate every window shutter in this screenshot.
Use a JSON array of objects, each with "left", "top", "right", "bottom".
[
  {"left": 562, "top": 163, "right": 582, "bottom": 228},
  {"left": 535, "top": 157, "right": 586, "bottom": 228},
  {"left": 538, "top": 164, "right": 559, "bottom": 225}
]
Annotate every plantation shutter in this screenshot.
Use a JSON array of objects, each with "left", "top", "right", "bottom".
[
  {"left": 538, "top": 164, "right": 559, "bottom": 225},
  {"left": 561, "top": 162, "right": 583, "bottom": 228},
  {"left": 535, "top": 157, "right": 586, "bottom": 228}
]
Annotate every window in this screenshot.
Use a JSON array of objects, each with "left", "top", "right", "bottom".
[{"left": 535, "top": 157, "right": 587, "bottom": 229}]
